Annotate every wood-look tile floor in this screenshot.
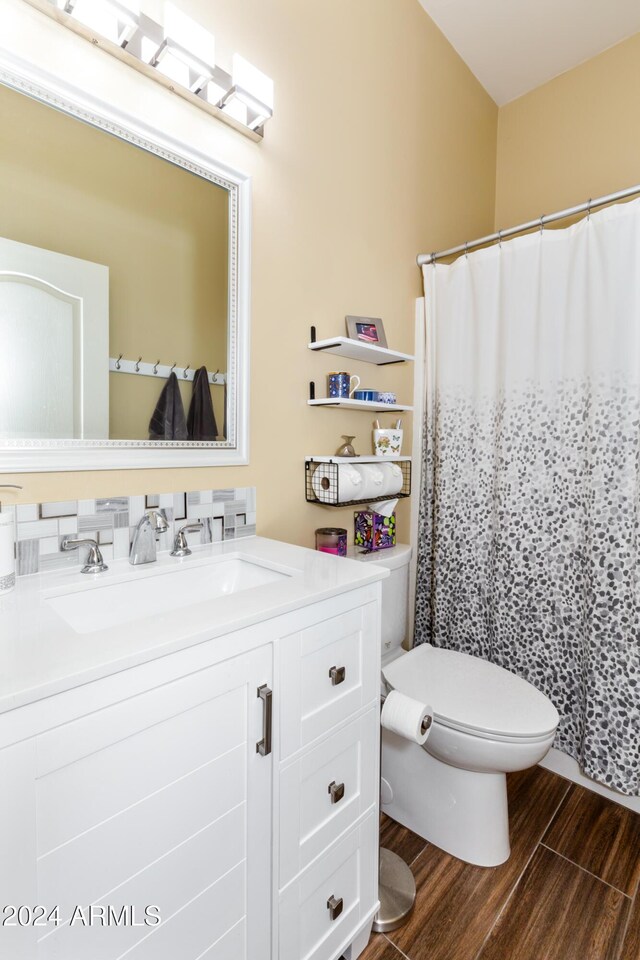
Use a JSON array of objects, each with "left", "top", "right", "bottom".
[{"left": 357, "top": 767, "right": 640, "bottom": 960}]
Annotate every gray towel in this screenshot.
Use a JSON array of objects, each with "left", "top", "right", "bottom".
[
  {"left": 148, "top": 372, "right": 188, "bottom": 441},
  {"left": 187, "top": 366, "right": 218, "bottom": 441}
]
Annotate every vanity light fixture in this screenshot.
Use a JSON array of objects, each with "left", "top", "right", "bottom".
[
  {"left": 217, "top": 54, "right": 274, "bottom": 132},
  {"left": 149, "top": 3, "right": 214, "bottom": 95},
  {"left": 36, "top": 0, "right": 274, "bottom": 139},
  {"left": 56, "top": 0, "right": 140, "bottom": 49}
]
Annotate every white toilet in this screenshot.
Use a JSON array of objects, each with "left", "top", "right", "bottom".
[{"left": 348, "top": 543, "right": 559, "bottom": 867}]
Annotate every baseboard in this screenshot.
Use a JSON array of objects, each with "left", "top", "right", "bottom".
[{"left": 539, "top": 747, "right": 640, "bottom": 814}]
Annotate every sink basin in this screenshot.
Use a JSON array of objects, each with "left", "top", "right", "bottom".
[{"left": 44, "top": 556, "right": 291, "bottom": 634}]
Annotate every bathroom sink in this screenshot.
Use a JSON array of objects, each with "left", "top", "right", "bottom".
[{"left": 44, "top": 556, "right": 291, "bottom": 634}]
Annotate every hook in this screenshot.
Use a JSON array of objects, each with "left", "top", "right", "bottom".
[
  {"left": 153, "top": 359, "right": 160, "bottom": 375},
  {"left": 183, "top": 363, "right": 190, "bottom": 379},
  {"left": 212, "top": 369, "right": 220, "bottom": 383},
  {"left": 135, "top": 356, "right": 142, "bottom": 372},
  {"left": 115, "top": 353, "right": 122, "bottom": 370},
  {"left": 170, "top": 362, "right": 177, "bottom": 374}
]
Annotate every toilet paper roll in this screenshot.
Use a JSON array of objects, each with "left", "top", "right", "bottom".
[
  {"left": 0, "top": 512, "right": 16, "bottom": 596},
  {"left": 381, "top": 690, "right": 433, "bottom": 745},
  {"left": 311, "top": 463, "right": 363, "bottom": 504},
  {"left": 355, "top": 463, "right": 386, "bottom": 500},
  {"left": 378, "top": 462, "right": 403, "bottom": 497}
]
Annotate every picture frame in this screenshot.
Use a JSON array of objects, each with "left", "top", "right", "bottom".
[{"left": 345, "top": 315, "right": 387, "bottom": 348}]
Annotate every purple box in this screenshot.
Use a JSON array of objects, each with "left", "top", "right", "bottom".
[{"left": 354, "top": 510, "right": 396, "bottom": 552}]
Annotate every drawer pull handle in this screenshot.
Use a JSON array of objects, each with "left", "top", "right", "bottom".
[
  {"left": 328, "top": 780, "right": 345, "bottom": 804},
  {"left": 256, "top": 684, "right": 272, "bottom": 757},
  {"left": 329, "top": 665, "right": 346, "bottom": 686},
  {"left": 327, "top": 895, "right": 343, "bottom": 921}
]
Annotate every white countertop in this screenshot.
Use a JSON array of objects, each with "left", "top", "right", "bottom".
[{"left": 0, "top": 536, "right": 388, "bottom": 714}]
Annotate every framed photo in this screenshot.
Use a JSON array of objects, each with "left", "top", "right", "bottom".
[{"left": 345, "top": 315, "right": 387, "bottom": 348}]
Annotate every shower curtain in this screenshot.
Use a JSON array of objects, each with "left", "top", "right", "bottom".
[{"left": 415, "top": 198, "right": 640, "bottom": 796}]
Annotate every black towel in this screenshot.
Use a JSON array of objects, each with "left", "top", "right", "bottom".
[
  {"left": 187, "top": 366, "right": 218, "bottom": 441},
  {"left": 148, "top": 371, "right": 188, "bottom": 441}
]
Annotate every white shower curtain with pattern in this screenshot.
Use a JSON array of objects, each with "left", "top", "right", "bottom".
[{"left": 415, "top": 198, "right": 640, "bottom": 796}]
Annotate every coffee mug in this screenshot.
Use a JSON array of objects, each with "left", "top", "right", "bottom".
[{"left": 327, "top": 372, "right": 360, "bottom": 398}]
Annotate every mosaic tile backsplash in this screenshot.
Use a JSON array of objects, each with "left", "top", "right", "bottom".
[{"left": 0, "top": 488, "right": 256, "bottom": 576}]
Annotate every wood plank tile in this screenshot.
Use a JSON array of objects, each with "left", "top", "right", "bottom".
[
  {"left": 618, "top": 890, "right": 640, "bottom": 960},
  {"left": 543, "top": 785, "right": 640, "bottom": 896},
  {"left": 380, "top": 813, "right": 428, "bottom": 866},
  {"left": 355, "top": 933, "right": 409, "bottom": 960},
  {"left": 477, "top": 845, "right": 631, "bottom": 960},
  {"left": 387, "top": 766, "right": 569, "bottom": 960}
]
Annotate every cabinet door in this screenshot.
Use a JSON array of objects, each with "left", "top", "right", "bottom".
[{"left": 0, "top": 645, "right": 273, "bottom": 960}]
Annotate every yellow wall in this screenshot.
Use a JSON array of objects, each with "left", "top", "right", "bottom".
[
  {"left": 495, "top": 32, "right": 640, "bottom": 228},
  {"left": 0, "top": 83, "right": 228, "bottom": 440},
  {"left": 0, "top": 0, "right": 498, "bottom": 548}
]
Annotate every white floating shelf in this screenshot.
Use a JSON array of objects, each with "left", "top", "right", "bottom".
[
  {"left": 308, "top": 398, "right": 413, "bottom": 412},
  {"left": 306, "top": 456, "right": 412, "bottom": 463},
  {"left": 308, "top": 337, "right": 414, "bottom": 365}
]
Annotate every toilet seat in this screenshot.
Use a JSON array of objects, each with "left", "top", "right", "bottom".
[{"left": 382, "top": 643, "right": 559, "bottom": 743}]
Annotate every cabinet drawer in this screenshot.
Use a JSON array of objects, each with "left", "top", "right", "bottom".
[
  {"left": 279, "top": 812, "right": 377, "bottom": 960},
  {"left": 279, "top": 708, "right": 378, "bottom": 888},
  {"left": 279, "top": 604, "right": 379, "bottom": 759}
]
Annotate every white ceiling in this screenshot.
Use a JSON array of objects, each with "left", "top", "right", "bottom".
[{"left": 418, "top": 0, "right": 640, "bottom": 105}]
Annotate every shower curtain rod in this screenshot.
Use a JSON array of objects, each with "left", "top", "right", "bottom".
[{"left": 416, "top": 182, "right": 640, "bottom": 266}]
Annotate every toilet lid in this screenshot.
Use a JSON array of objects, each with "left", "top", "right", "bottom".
[{"left": 382, "top": 644, "right": 559, "bottom": 740}]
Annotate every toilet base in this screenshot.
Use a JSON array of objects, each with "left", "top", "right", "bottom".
[{"left": 381, "top": 728, "right": 511, "bottom": 867}]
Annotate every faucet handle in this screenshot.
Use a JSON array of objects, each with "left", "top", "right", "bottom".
[
  {"left": 170, "top": 521, "right": 203, "bottom": 558},
  {"left": 61, "top": 537, "right": 109, "bottom": 574}
]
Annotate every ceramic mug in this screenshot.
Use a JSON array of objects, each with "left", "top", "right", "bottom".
[
  {"left": 353, "top": 389, "right": 379, "bottom": 402},
  {"left": 327, "top": 372, "right": 360, "bottom": 398}
]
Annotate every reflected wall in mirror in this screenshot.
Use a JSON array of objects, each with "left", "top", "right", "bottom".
[{"left": 0, "top": 81, "right": 232, "bottom": 446}]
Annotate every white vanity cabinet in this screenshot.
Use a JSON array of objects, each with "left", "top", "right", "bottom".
[{"left": 0, "top": 582, "right": 381, "bottom": 960}]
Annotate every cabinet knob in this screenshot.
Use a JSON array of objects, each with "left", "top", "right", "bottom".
[
  {"left": 328, "top": 665, "right": 346, "bottom": 686},
  {"left": 328, "top": 780, "right": 345, "bottom": 804},
  {"left": 326, "top": 895, "right": 343, "bottom": 921}
]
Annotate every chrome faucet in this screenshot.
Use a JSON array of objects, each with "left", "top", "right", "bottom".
[
  {"left": 170, "top": 521, "right": 203, "bottom": 558},
  {"left": 61, "top": 537, "right": 109, "bottom": 574},
  {"left": 129, "top": 509, "right": 169, "bottom": 565}
]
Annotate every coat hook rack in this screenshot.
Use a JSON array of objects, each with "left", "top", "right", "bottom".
[{"left": 108, "top": 356, "right": 226, "bottom": 385}]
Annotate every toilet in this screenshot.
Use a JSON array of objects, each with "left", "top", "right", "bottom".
[{"left": 348, "top": 544, "right": 559, "bottom": 867}]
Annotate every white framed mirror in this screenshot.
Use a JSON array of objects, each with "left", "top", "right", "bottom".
[{"left": 0, "top": 48, "right": 250, "bottom": 471}]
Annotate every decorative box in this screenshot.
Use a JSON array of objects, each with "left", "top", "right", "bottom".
[{"left": 354, "top": 510, "right": 396, "bottom": 552}]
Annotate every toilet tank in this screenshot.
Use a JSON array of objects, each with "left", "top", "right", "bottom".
[{"left": 347, "top": 544, "right": 412, "bottom": 661}]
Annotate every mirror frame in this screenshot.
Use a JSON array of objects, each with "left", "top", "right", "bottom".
[{"left": 0, "top": 49, "right": 250, "bottom": 471}]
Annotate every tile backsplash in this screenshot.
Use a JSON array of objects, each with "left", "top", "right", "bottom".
[{"left": 0, "top": 487, "right": 256, "bottom": 576}]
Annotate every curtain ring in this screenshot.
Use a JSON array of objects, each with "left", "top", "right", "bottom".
[
  {"left": 135, "top": 356, "right": 142, "bottom": 372},
  {"left": 115, "top": 353, "right": 122, "bottom": 370},
  {"left": 183, "top": 363, "right": 190, "bottom": 379},
  {"left": 539, "top": 215, "right": 544, "bottom": 235},
  {"left": 497, "top": 229, "right": 502, "bottom": 249},
  {"left": 465, "top": 241, "right": 469, "bottom": 259},
  {"left": 430, "top": 252, "right": 436, "bottom": 268},
  {"left": 153, "top": 359, "right": 160, "bottom": 375},
  {"left": 587, "top": 198, "right": 592, "bottom": 221}
]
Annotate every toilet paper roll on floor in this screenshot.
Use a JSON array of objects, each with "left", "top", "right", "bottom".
[{"left": 381, "top": 689, "right": 433, "bottom": 745}]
